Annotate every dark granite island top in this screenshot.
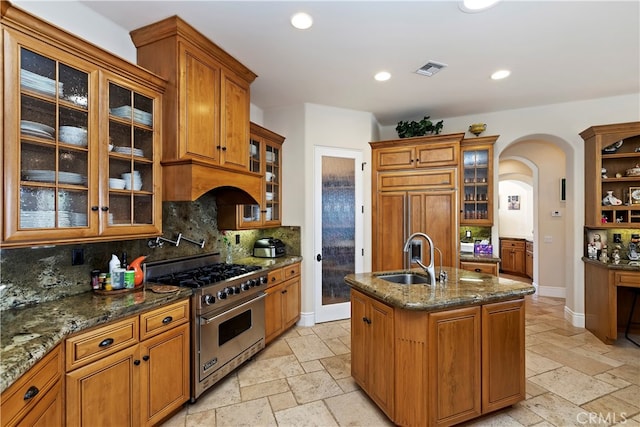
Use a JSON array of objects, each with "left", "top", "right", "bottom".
[{"left": 345, "top": 266, "right": 536, "bottom": 311}]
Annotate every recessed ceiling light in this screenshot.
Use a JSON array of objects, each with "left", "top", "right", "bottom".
[
  {"left": 491, "top": 69, "right": 511, "bottom": 80},
  {"left": 374, "top": 71, "right": 391, "bottom": 82},
  {"left": 291, "top": 12, "right": 313, "bottom": 30},
  {"left": 459, "top": 0, "right": 501, "bottom": 13}
]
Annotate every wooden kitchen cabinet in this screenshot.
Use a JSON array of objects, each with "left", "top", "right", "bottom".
[
  {"left": 130, "top": 16, "right": 263, "bottom": 203},
  {"left": 459, "top": 260, "right": 499, "bottom": 276},
  {"left": 350, "top": 289, "right": 526, "bottom": 426},
  {"left": 65, "top": 299, "right": 190, "bottom": 426},
  {"left": 481, "top": 299, "right": 526, "bottom": 413},
  {"left": 374, "top": 187, "right": 457, "bottom": 272},
  {"left": 373, "top": 135, "right": 460, "bottom": 170},
  {"left": 525, "top": 240, "right": 533, "bottom": 279},
  {"left": 218, "top": 123, "right": 285, "bottom": 229},
  {"left": 1, "top": 3, "right": 164, "bottom": 248},
  {"left": 460, "top": 136, "right": 496, "bottom": 225},
  {"left": 351, "top": 289, "right": 395, "bottom": 419},
  {"left": 1, "top": 345, "right": 64, "bottom": 427},
  {"left": 500, "top": 238, "right": 526, "bottom": 276},
  {"left": 265, "top": 263, "right": 301, "bottom": 344},
  {"left": 429, "top": 306, "right": 481, "bottom": 426},
  {"left": 580, "top": 122, "right": 640, "bottom": 228},
  {"left": 371, "top": 134, "right": 463, "bottom": 272}
]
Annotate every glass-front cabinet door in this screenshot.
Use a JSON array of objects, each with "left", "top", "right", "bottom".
[
  {"left": 102, "top": 74, "right": 161, "bottom": 236},
  {"left": 234, "top": 123, "right": 285, "bottom": 229},
  {"left": 4, "top": 42, "right": 98, "bottom": 243},
  {"left": 3, "top": 26, "right": 164, "bottom": 246},
  {"left": 460, "top": 137, "right": 496, "bottom": 225}
]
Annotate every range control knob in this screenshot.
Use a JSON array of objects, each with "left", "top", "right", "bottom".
[
  {"left": 224, "top": 287, "right": 235, "bottom": 296},
  {"left": 232, "top": 286, "right": 241, "bottom": 294},
  {"left": 259, "top": 276, "right": 268, "bottom": 285},
  {"left": 217, "top": 290, "right": 227, "bottom": 300},
  {"left": 249, "top": 279, "right": 258, "bottom": 287},
  {"left": 203, "top": 294, "right": 216, "bottom": 305},
  {"left": 241, "top": 282, "right": 251, "bottom": 291}
]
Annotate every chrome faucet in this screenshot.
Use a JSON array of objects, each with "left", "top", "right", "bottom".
[{"left": 403, "top": 232, "right": 436, "bottom": 286}]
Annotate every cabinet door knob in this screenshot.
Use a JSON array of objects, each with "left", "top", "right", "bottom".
[
  {"left": 91, "top": 206, "right": 99, "bottom": 211},
  {"left": 143, "top": 355, "right": 150, "bottom": 361},
  {"left": 101, "top": 206, "right": 109, "bottom": 212},
  {"left": 134, "top": 360, "right": 141, "bottom": 366}
]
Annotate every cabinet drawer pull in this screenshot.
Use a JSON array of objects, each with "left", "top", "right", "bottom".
[
  {"left": 23, "top": 386, "right": 39, "bottom": 401},
  {"left": 99, "top": 338, "right": 114, "bottom": 348},
  {"left": 282, "top": 290, "right": 287, "bottom": 294},
  {"left": 271, "top": 277, "right": 276, "bottom": 282},
  {"left": 475, "top": 268, "right": 481, "bottom": 272},
  {"left": 162, "top": 316, "right": 173, "bottom": 324},
  {"left": 362, "top": 317, "right": 371, "bottom": 324}
]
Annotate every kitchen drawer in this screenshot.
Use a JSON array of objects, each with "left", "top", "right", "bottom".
[
  {"left": 139, "top": 299, "right": 190, "bottom": 341},
  {"left": 525, "top": 241, "right": 533, "bottom": 252},
  {"left": 501, "top": 239, "right": 525, "bottom": 250},
  {"left": 0, "top": 344, "right": 63, "bottom": 426},
  {"left": 460, "top": 261, "right": 498, "bottom": 276},
  {"left": 283, "top": 263, "right": 301, "bottom": 280},
  {"left": 267, "top": 267, "right": 284, "bottom": 288},
  {"left": 65, "top": 316, "right": 139, "bottom": 371},
  {"left": 614, "top": 271, "right": 640, "bottom": 288}
]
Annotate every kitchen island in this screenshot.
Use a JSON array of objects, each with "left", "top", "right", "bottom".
[{"left": 345, "top": 267, "right": 535, "bottom": 427}]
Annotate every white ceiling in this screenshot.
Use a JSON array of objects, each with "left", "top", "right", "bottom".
[{"left": 80, "top": 1, "right": 640, "bottom": 126}]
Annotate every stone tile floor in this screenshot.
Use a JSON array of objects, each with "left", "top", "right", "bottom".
[{"left": 162, "top": 290, "right": 640, "bottom": 426}]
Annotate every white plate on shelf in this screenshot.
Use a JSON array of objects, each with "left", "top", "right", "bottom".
[
  {"left": 114, "top": 146, "right": 144, "bottom": 157},
  {"left": 21, "top": 120, "right": 55, "bottom": 136}
]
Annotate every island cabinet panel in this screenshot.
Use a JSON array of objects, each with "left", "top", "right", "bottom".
[
  {"left": 394, "top": 309, "right": 430, "bottom": 427},
  {"left": 481, "top": 299, "right": 525, "bottom": 412},
  {"left": 428, "top": 306, "right": 481, "bottom": 426},
  {"left": 350, "top": 289, "right": 394, "bottom": 419}
]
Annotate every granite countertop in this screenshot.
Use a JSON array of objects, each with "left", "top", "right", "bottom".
[
  {"left": 345, "top": 267, "right": 535, "bottom": 312},
  {"left": 582, "top": 257, "right": 640, "bottom": 271},
  {"left": 0, "top": 255, "right": 302, "bottom": 394}
]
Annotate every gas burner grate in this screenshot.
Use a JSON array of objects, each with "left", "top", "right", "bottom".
[{"left": 148, "top": 263, "right": 262, "bottom": 288}]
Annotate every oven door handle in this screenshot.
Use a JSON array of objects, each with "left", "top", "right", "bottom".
[{"left": 202, "top": 293, "right": 267, "bottom": 325}]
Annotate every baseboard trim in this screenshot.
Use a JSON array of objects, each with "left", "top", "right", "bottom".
[
  {"left": 297, "top": 311, "right": 315, "bottom": 327},
  {"left": 565, "top": 305, "right": 585, "bottom": 328},
  {"left": 537, "top": 285, "right": 566, "bottom": 299}
]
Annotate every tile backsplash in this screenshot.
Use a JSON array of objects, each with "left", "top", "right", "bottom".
[{"left": 0, "top": 192, "right": 300, "bottom": 310}]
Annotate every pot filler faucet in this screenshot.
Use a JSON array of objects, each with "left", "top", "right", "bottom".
[{"left": 403, "top": 232, "right": 447, "bottom": 285}]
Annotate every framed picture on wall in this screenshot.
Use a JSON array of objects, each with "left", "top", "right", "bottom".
[{"left": 508, "top": 195, "right": 520, "bottom": 210}]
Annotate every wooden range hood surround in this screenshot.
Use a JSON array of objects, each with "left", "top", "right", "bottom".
[
  {"left": 131, "top": 15, "right": 260, "bottom": 205},
  {"left": 162, "top": 159, "right": 261, "bottom": 205}
]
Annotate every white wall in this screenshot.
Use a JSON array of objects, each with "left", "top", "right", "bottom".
[
  {"left": 498, "top": 180, "right": 534, "bottom": 239},
  {"left": 265, "top": 104, "right": 374, "bottom": 325}
]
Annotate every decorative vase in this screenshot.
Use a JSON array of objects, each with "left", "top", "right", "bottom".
[
  {"left": 469, "top": 123, "right": 486, "bottom": 136},
  {"left": 129, "top": 255, "right": 147, "bottom": 287}
]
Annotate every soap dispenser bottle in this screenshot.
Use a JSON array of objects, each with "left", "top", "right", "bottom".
[{"left": 109, "top": 254, "right": 121, "bottom": 275}]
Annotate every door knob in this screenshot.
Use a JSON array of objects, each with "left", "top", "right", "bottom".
[{"left": 316, "top": 254, "right": 322, "bottom": 262}]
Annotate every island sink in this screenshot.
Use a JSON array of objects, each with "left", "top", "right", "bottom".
[{"left": 375, "top": 272, "right": 431, "bottom": 285}]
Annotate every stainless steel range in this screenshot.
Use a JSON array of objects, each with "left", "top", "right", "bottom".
[{"left": 144, "top": 253, "right": 267, "bottom": 401}]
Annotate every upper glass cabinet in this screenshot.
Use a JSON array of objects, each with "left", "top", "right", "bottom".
[
  {"left": 460, "top": 137, "right": 496, "bottom": 226},
  {"left": 2, "top": 9, "right": 166, "bottom": 247}
]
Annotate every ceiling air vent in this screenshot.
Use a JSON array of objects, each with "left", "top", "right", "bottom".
[{"left": 415, "top": 61, "right": 447, "bottom": 77}]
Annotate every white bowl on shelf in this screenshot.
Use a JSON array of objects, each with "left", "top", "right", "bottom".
[
  {"left": 265, "top": 192, "right": 274, "bottom": 201},
  {"left": 265, "top": 172, "right": 275, "bottom": 182},
  {"left": 109, "top": 178, "right": 126, "bottom": 190}
]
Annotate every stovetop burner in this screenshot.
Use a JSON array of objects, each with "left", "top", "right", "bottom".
[{"left": 150, "top": 263, "right": 262, "bottom": 288}]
